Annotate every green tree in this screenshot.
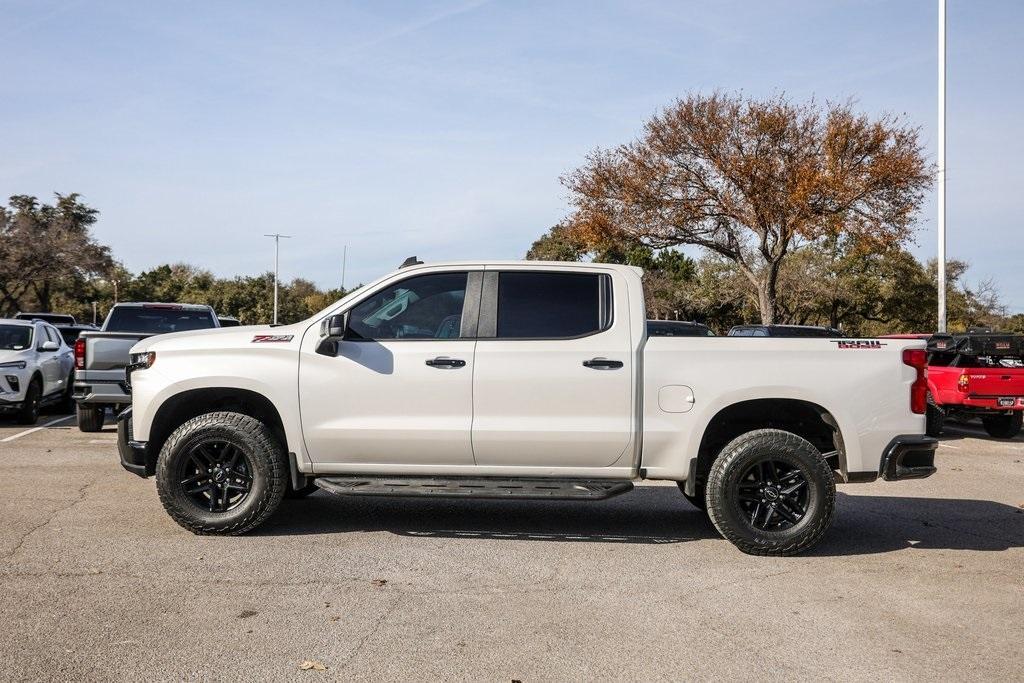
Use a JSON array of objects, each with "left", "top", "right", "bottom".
[
  {"left": 0, "top": 194, "right": 113, "bottom": 316},
  {"left": 561, "top": 92, "right": 933, "bottom": 324}
]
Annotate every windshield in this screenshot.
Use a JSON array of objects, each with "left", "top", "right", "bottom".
[
  {"left": 0, "top": 325, "right": 32, "bottom": 350},
  {"left": 105, "top": 308, "right": 216, "bottom": 333}
]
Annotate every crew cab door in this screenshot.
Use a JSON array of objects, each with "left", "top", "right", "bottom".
[
  {"left": 471, "top": 268, "right": 637, "bottom": 468},
  {"left": 298, "top": 269, "right": 481, "bottom": 467}
]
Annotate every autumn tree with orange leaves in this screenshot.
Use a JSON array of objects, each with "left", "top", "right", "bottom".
[{"left": 561, "top": 93, "right": 933, "bottom": 324}]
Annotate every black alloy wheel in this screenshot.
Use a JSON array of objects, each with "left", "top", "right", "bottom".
[
  {"left": 736, "top": 459, "right": 809, "bottom": 531},
  {"left": 178, "top": 439, "right": 253, "bottom": 513},
  {"left": 705, "top": 428, "right": 836, "bottom": 556},
  {"left": 156, "top": 411, "right": 287, "bottom": 535}
]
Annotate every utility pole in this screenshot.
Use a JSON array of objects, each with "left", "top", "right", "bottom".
[
  {"left": 264, "top": 233, "right": 291, "bottom": 325},
  {"left": 937, "top": 0, "right": 947, "bottom": 332},
  {"left": 92, "top": 301, "right": 98, "bottom": 326},
  {"left": 341, "top": 244, "right": 348, "bottom": 292}
]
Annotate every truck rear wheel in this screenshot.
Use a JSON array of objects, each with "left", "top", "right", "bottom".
[
  {"left": 705, "top": 429, "right": 836, "bottom": 556},
  {"left": 76, "top": 404, "right": 105, "bottom": 432},
  {"left": 981, "top": 412, "right": 1023, "bottom": 439},
  {"left": 155, "top": 411, "right": 287, "bottom": 535}
]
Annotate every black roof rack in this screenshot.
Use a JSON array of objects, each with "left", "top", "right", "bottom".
[{"left": 399, "top": 256, "right": 423, "bottom": 269}]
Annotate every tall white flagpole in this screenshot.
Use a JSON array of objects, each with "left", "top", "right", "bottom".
[{"left": 937, "top": 0, "right": 947, "bottom": 332}]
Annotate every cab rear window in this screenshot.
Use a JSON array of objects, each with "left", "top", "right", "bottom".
[{"left": 105, "top": 308, "right": 216, "bottom": 333}]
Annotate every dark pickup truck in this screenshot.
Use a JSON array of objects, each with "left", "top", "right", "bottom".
[{"left": 73, "top": 302, "right": 219, "bottom": 431}]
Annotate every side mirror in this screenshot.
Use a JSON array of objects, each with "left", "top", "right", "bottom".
[
  {"left": 41, "top": 340, "right": 59, "bottom": 352},
  {"left": 323, "top": 312, "right": 348, "bottom": 340},
  {"left": 317, "top": 312, "right": 349, "bottom": 356}
]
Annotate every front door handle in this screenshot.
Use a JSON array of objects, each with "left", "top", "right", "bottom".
[
  {"left": 583, "top": 358, "right": 623, "bottom": 369},
  {"left": 425, "top": 357, "right": 466, "bottom": 368}
]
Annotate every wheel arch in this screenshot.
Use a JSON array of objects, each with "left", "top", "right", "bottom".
[
  {"left": 690, "top": 398, "right": 845, "bottom": 494},
  {"left": 148, "top": 388, "right": 289, "bottom": 465}
]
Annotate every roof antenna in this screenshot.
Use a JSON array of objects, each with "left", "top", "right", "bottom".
[{"left": 399, "top": 256, "right": 423, "bottom": 268}]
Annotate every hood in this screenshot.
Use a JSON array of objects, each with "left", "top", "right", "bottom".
[
  {"left": 0, "top": 348, "right": 31, "bottom": 365},
  {"left": 130, "top": 322, "right": 305, "bottom": 354}
]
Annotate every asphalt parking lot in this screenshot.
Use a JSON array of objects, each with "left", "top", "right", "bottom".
[{"left": 1, "top": 413, "right": 1022, "bottom": 681}]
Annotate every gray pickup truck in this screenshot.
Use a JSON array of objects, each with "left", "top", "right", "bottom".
[{"left": 73, "top": 302, "right": 219, "bottom": 431}]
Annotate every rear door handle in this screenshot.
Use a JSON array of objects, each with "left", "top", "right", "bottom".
[
  {"left": 583, "top": 358, "right": 623, "bottom": 369},
  {"left": 425, "top": 357, "right": 466, "bottom": 368}
]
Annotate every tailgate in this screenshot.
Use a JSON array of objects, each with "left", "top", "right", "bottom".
[
  {"left": 965, "top": 368, "right": 1024, "bottom": 398},
  {"left": 80, "top": 333, "right": 150, "bottom": 375}
]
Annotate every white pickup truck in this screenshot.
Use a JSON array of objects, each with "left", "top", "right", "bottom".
[{"left": 118, "top": 260, "right": 936, "bottom": 555}]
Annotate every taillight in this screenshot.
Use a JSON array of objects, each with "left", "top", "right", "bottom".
[
  {"left": 957, "top": 374, "right": 969, "bottom": 393},
  {"left": 74, "top": 338, "right": 86, "bottom": 370},
  {"left": 902, "top": 348, "right": 928, "bottom": 415}
]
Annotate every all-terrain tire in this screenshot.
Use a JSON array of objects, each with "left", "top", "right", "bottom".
[
  {"left": 675, "top": 481, "right": 707, "bottom": 511},
  {"left": 981, "top": 412, "right": 1023, "bottom": 439},
  {"left": 156, "top": 412, "right": 287, "bottom": 535},
  {"left": 925, "top": 403, "right": 945, "bottom": 438},
  {"left": 706, "top": 429, "right": 836, "bottom": 556},
  {"left": 16, "top": 378, "right": 42, "bottom": 425},
  {"left": 77, "top": 404, "right": 105, "bottom": 432}
]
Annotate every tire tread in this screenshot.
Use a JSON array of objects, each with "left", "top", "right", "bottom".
[
  {"left": 705, "top": 429, "right": 836, "bottom": 556},
  {"left": 156, "top": 411, "right": 286, "bottom": 535}
]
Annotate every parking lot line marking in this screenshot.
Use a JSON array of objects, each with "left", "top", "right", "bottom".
[
  {"left": 940, "top": 443, "right": 961, "bottom": 450},
  {"left": 0, "top": 415, "right": 74, "bottom": 443}
]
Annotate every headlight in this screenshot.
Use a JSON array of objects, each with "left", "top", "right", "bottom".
[
  {"left": 129, "top": 352, "right": 156, "bottom": 369},
  {"left": 0, "top": 361, "right": 27, "bottom": 370}
]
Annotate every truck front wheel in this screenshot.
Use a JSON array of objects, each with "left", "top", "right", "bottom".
[
  {"left": 705, "top": 429, "right": 836, "bottom": 556},
  {"left": 155, "top": 411, "right": 287, "bottom": 535},
  {"left": 981, "top": 412, "right": 1023, "bottom": 439}
]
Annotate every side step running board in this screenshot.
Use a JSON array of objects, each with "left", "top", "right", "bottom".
[{"left": 316, "top": 476, "right": 634, "bottom": 501}]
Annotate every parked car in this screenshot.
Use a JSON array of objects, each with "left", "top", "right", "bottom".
[
  {"left": 117, "top": 260, "right": 935, "bottom": 556},
  {"left": 924, "top": 331, "right": 1024, "bottom": 438},
  {"left": 217, "top": 316, "right": 241, "bottom": 327},
  {"left": 74, "top": 303, "right": 219, "bottom": 432},
  {"left": 0, "top": 318, "right": 75, "bottom": 424},
  {"left": 728, "top": 324, "right": 842, "bottom": 337},
  {"left": 647, "top": 320, "right": 715, "bottom": 337},
  {"left": 14, "top": 312, "right": 77, "bottom": 326},
  {"left": 54, "top": 324, "right": 99, "bottom": 347}
]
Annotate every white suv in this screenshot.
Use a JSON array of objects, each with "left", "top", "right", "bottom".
[{"left": 0, "top": 319, "right": 75, "bottom": 424}]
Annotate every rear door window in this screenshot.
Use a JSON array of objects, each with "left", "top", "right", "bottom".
[{"left": 495, "top": 272, "right": 611, "bottom": 339}]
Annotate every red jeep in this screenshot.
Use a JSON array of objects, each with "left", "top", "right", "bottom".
[{"left": 886, "top": 332, "right": 1024, "bottom": 438}]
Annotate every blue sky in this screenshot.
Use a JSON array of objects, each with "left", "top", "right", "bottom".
[{"left": 2, "top": 0, "right": 1021, "bottom": 310}]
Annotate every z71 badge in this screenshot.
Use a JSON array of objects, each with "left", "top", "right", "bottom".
[
  {"left": 252, "top": 334, "right": 294, "bottom": 343},
  {"left": 832, "top": 340, "right": 886, "bottom": 349}
]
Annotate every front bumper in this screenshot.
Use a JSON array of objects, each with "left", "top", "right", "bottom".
[
  {"left": 0, "top": 398, "right": 26, "bottom": 413},
  {"left": 880, "top": 435, "right": 938, "bottom": 481},
  {"left": 117, "top": 407, "right": 153, "bottom": 478}
]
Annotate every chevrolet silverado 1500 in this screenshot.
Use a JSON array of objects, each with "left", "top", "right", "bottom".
[{"left": 118, "top": 261, "right": 936, "bottom": 555}]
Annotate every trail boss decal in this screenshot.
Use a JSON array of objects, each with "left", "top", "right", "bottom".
[
  {"left": 252, "top": 334, "right": 294, "bottom": 343},
  {"left": 832, "top": 340, "right": 886, "bottom": 349}
]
